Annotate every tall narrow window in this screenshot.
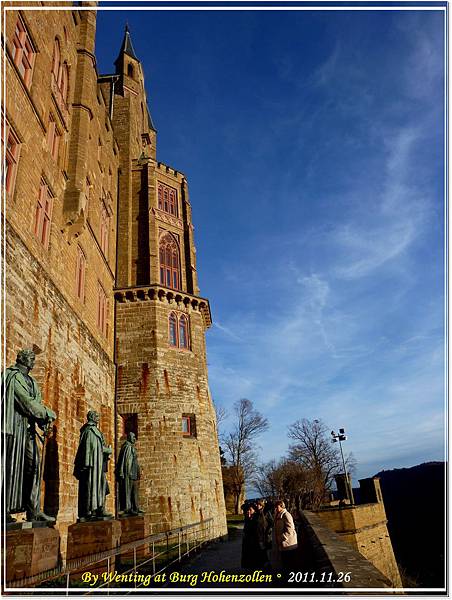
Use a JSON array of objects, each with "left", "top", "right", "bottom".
[
  {"left": 12, "top": 18, "right": 35, "bottom": 88},
  {"left": 75, "top": 246, "right": 86, "bottom": 302},
  {"left": 181, "top": 415, "right": 191, "bottom": 435},
  {"left": 52, "top": 38, "right": 60, "bottom": 81},
  {"left": 169, "top": 312, "right": 178, "bottom": 347},
  {"left": 159, "top": 233, "right": 180, "bottom": 290},
  {"left": 182, "top": 414, "right": 196, "bottom": 437},
  {"left": 57, "top": 62, "right": 69, "bottom": 103},
  {"left": 157, "top": 182, "right": 178, "bottom": 217},
  {"left": 100, "top": 202, "right": 109, "bottom": 257},
  {"left": 34, "top": 180, "right": 53, "bottom": 249},
  {"left": 179, "top": 314, "right": 189, "bottom": 349},
  {"left": 97, "top": 283, "right": 108, "bottom": 336},
  {"left": 52, "top": 39, "right": 69, "bottom": 103},
  {"left": 2, "top": 120, "right": 20, "bottom": 196}
]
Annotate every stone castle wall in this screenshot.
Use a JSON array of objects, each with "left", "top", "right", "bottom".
[
  {"left": 115, "top": 293, "right": 227, "bottom": 538},
  {"left": 316, "top": 488, "right": 402, "bottom": 587},
  {"left": 3, "top": 4, "right": 118, "bottom": 553},
  {"left": 4, "top": 1, "right": 227, "bottom": 552}
]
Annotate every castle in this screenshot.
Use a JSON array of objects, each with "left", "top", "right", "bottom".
[{"left": 3, "top": 1, "right": 227, "bottom": 554}]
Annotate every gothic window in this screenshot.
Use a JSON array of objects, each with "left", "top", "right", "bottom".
[
  {"left": 34, "top": 180, "right": 53, "bottom": 249},
  {"left": 2, "top": 119, "right": 20, "bottom": 196},
  {"left": 168, "top": 312, "right": 190, "bottom": 350},
  {"left": 127, "top": 63, "right": 134, "bottom": 78},
  {"left": 159, "top": 233, "right": 180, "bottom": 290},
  {"left": 52, "top": 39, "right": 60, "bottom": 81},
  {"left": 12, "top": 18, "right": 35, "bottom": 88},
  {"left": 75, "top": 246, "right": 86, "bottom": 302},
  {"left": 169, "top": 312, "right": 178, "bottom": 347},
  {"left": 158, "top": 182, "right": 178, "bottom": 217},
  {"left": 179, "top": 314, "right": 189, "bottom": 349},
  {"left": 51, "top": 39, "right": 69, "bottom": 103}
]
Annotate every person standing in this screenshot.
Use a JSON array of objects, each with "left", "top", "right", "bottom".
[
  {"left": 255, "top": 499, "right": 273, "bottom": 569},
  {"left": 2, "top": 349, "right": 56, "bottom": 522},
  {"left": 273, "top": 500, "right": 298, "bottom": 575},
  {"left": 241, "top": 504, "right": 260, "bottom": 569}
]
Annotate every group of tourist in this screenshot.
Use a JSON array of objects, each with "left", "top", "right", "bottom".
[{"left": 241, "top": 499, "right": 298, "bottom": 574}]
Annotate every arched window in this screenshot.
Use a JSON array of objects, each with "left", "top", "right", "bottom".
[
  {"left": 159, "top": 233, "right": 180, "bottom": 290},
  {"left": 168, "top": 313, "right": 190, "bottom": 349},
  {"left": 52, "top": 39, "right": 60, "bottom": 81},
  {"left": 169, "top": 312, "right": 178, "bottom": 347},
  {"left": 127, "top": 63, "right": 134, "bottom": 78},
  {"left": 51, "top": 38, "right": 69, "bottom": 103},
  {"left": 60, "top": 62, "right": 69, "bottom": 102},
  {"left": 179, "top": 314, "right": 189, "bottom": 349}
]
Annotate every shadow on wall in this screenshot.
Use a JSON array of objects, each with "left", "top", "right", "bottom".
[{"left": 43, "top": 424, "right": 60, "bottom": 518}]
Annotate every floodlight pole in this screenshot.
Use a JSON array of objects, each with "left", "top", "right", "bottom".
[{"left": 331, "top": 427, "right": 353, "bottom": 504}]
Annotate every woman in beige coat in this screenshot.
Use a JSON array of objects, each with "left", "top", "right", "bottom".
[{"left": 273, "top": 500, "right": 298, "bottom": 575}]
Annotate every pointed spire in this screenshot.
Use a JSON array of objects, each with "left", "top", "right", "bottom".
[{"left": 115, "top": 23, "right": 139, "bottom": 66}]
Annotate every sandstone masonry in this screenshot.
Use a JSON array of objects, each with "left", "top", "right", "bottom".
[{"left": 3, "top": 1, "right": 227, "bottom": 552}]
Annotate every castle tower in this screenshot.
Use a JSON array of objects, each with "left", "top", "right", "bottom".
[{"left": 110, "top": 28, "right": 227, "bottom": 537}]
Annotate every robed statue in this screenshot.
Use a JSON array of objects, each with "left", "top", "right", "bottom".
[
  {"left": 116, "top": 432, "right": 143, "bottom": 516},
  {"left": 1, "top": 349, "right": 57, "bottom": 523},
  {"left": 73, "top": 410, "right": 113, "bottom": 521}
]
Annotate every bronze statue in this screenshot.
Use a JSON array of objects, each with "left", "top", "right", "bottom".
[
  {"left": 1, "top": 349, "right": 56, "bottom": 523},
  {"left": 116, "top": 432, "right": 143, "bottom": 516},
  {"left": 73, "top": 410, "right": 113, "bottom": 521}
]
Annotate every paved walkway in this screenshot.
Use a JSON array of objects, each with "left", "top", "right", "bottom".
[{"left": 164, "top": 525, "right": 282, "bottom": 589}]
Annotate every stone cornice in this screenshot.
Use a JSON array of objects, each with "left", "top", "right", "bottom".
[{"left": 114, "top": 284, "right": 212, "bottom": 329}]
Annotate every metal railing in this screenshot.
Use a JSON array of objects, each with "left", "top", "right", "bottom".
[{"left": 5, "top": 518, "right": 214, "bottom": 594}]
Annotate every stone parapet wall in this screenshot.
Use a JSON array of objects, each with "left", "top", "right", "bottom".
[
  {"left": 315, "top": 503, "right": 402, "bottom": 587},
  {"left": 301, "top": 511, "right": 393, "bottom": 589}
]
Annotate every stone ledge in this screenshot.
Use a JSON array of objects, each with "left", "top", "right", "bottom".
[
  {"left": 114, "top": 284, "right": 212, "bottom": 328},
  {"left": 301, "top": 511, "right": 392, "bottom": 588}
]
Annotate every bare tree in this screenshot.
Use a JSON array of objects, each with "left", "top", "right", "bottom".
[
  {"left": 287, "top": 418, "right": 356, "bottom": 508},
  {"left": 254, "top": 458, "right": 317, "bottom": 513},
  {"left": 223, "top": 398, "right": 269, "bottom": 514},
  {"left": 213, "top": 402, "right": 228, "bottom": 430}
]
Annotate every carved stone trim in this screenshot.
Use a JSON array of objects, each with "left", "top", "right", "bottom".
[
  {"left": 114, "top": 285, "right": 212, "bottom": 328},
  {"left": 152, "top": 207, "right": 183, "bottom": 229}
]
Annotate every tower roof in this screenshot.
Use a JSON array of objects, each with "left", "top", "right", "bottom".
[{"left": 115, "top": 24, "right": 139, "bottom": 65}]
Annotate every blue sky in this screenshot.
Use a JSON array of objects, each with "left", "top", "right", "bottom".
[{"left": 95, "top": 5, "right": 446, "bottom": 483}]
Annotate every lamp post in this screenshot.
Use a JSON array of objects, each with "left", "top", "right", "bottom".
[{"left": 331, "top": 427, "right": 353, "bottom": 504}]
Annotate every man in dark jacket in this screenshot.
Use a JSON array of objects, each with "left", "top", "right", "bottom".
[{"left": 255, "top": 500, "right": 273, "bottom": 568}]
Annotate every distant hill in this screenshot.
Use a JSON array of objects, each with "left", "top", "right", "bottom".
[{"left": 374, "top": 461, "right": 445, "bottom": 588}]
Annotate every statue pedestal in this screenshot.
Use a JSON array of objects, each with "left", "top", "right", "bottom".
[
  {"left": 5, "top": 526, "right": 60, "bottom": 583},
  {"left": 66, "top": 520, "right": 121, "bottom": 577},
  {"left": 119, "top": 515, "right": 152, "bottom": 560}
]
